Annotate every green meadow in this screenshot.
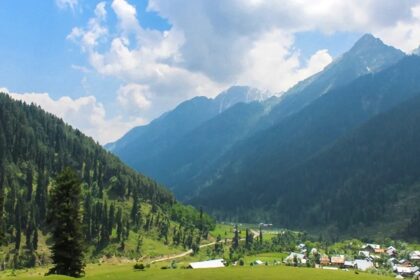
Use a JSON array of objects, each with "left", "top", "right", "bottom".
[{"left": 1, "top": 263, "right": 393, "bottom": 280}]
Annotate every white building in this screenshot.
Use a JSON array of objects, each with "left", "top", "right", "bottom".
[
  {"left": 410, "top": 251, "right": 420, "bottom": 261},
  {"left": 188, "top": 259, "right": 225, "bottom": 269},
  {"left": 354, "top": 259, "right": 374, "bottom": 271}
]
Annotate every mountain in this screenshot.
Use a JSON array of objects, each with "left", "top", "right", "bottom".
[
  {"left": 190, "top": 55, "right": 420, "bottom": 236},
  {"left": 144, "top": 101, "right": 267, "bottom": 195},
  {"left": 253, "top": 91, "right": 420, "bottom": 239},
  {"left": 0, "top": 92, "right": 214, "bottom": 268},
  {"left": 108, "top": 34, "right": 406, "bottom": 201},
  {"left": 167, "top": 34, "right": 405, "bottom": 198},
  {"left": 263, "top": 34, "right": 405, "bottom": 126},
  {"left": 413, "top": 45, "right": 420, "bottom": 56},
  {"left": 106, "top": 86, "right": 268, "bottom": 178}
]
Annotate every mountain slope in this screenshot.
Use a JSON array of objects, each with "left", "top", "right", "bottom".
[
  {"left": 264, "top": 34, "right": 405, "bottom": 126},
  {"left": 147, "top": 101, "right": 267, "bottom": 195},
  {"left": 259, "top": 92, "right": 420, "bottom": 238},
  {"left": 107, "top": 86, "right": 267, "bottom": 172},
  {"left": 0, "top": 92, "right": 214, "bottom": 268},
  {"left": 108, "top": 34, "right": 406, "bottom": 202},
  {"left": 190, "top": 55, "right": 420, "bottom": 228}
]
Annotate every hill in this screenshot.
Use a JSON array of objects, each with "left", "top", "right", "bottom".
[{"left": 0, "top": 92, "right": 214, "bottom": 269}]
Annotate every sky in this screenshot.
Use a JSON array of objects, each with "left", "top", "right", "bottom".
[{"left": 1, "top": 0, "right": 420, "bottom": 144}]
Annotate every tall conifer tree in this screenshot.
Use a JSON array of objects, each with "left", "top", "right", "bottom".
[{"left": 47, "top": 168, "right": 85, "bottom": 277}]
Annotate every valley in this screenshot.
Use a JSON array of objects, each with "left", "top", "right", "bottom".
[{"left": 1, "top": 2, "right": 420, "bottom": 278}]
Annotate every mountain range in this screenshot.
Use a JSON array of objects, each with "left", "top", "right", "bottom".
[{"left": 107, "top": 34, "right": 420, "bottom": 238}]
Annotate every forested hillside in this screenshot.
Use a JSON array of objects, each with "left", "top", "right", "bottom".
[
  {"left": 0, "top": 93, "right": 214, "bottom": 268},
  {"left": 255, "top": 92, "right": 420, "bottom": 240}
]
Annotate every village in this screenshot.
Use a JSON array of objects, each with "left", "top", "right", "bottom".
[
  {"left": 184, "top": 226, "right": 420, "bottom": 280},
  {"left": 282, "top": 243, "right": 420, "bottom": 279}
]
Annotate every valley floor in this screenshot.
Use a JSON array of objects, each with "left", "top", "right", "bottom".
[{"left": 0, "top": 263, "right": 392, "bottom": 280}]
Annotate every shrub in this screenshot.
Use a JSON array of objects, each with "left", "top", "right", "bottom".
[{"left": 134, "top": 263, "right": 145, "bottom": 270}]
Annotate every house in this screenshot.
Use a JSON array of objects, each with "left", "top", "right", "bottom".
[
  {"left": 359, "top": 250, "right": 371, "bottom": 258},
  {"left": 297, "top": 243, "right": 306, "bottom": 249},
  {"left": 394, "top": 265, "right": 419, "bottom": 277},
  {"left": 284, "top": 253, "right": 307, "bottom": 265},
  {"left": 399, "top": 259, "right": 412, "bottom": 267},
  {"left": 344, "top": 261, "right": 355, "bottom": 268},
  {"left": 363, "top": 244, "right": 381, "bottom": 254},
  {"left": 297, "top": 243, "right": 307, "bottom": 253},
  {"left": 386, "top": 246, "right": 398, "bottom": 256},
  {"left": 254, "top": 260, "right": 264, "bottom": 266},
  {"left": 355, "top": 259, "right": 374, "bottom": 271},
  {"left": 320, "top": 255, "right": 330, "bottom": 266},
  {"left": 374, "top": 248, "right": 385, "bottom": 254},
  {"left": 410, "top": 251, "right": 420, "bottom": 261},
  {"left": 331, "top": 255, "right": 345, "bottom": 267},
  {"left": 188, "top": 259, "right": 225, "bottom": 269}
]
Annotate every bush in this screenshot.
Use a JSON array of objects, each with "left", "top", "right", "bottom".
[
  {"left": 134, "top": 263, "right": 145, "bottom": 270},
  {"left": 239, "top": 259, "right": 244, "bottom": 266}
]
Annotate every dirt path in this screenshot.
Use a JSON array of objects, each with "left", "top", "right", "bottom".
[
  {"left": 150, "top": 241, "right": 216, "bottom": 264},
  {"left": 149, "top": 228, "right": 261, "bottom": 264}
]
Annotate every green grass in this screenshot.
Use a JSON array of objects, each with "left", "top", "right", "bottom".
[
  {"left": 210, "top": 224, "right": 249, "bottom": 240},
  {"left": 243, "top": 252, "right": 288, "bottom": 264},
  {"left": 1, "top": 263, "right": 393, "bottom": 280}
]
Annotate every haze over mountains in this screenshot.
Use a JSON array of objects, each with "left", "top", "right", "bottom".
[{"left": 108, "top": 34, "right": 420, "bottom": 238}]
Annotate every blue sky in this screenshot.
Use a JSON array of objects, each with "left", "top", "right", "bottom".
[{"left": 1, "top": 0, "right": 420, "bottom": 144}]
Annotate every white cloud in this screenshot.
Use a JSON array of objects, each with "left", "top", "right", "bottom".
[
  {"left": 69, "top": 0, "right": 225, "bottom": 122},
  {"left": 67, "top": 2, "right": 108, "bottom": 52},
  {"left": 117, "top": 83, "right": 152, "bottom": 113},
  {"left": 1, "top": 87, "right": 145, "bottom": 144},
  {"left": 63, "top": 0, "right": 420, "bottom": 143},
  {"left": 56, "top": 0, "right": 78, "bottom": 11},
  {"left": 373, "top": 4, "right": 420, "bottom": 52},
  {"left": 237, "top": 29, "right": 332, "bottom": 92},
  {"left": 147, "top": 0, "right": 420, "bottom": 82}
]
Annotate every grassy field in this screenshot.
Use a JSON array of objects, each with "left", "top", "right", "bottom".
[{"left": 0, "top": 263, "right": 393, "bottom": 280}]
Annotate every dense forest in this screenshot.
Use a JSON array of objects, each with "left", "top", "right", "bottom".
[{"left": 0, "top": 92, "right": 214, "bottom": 268}]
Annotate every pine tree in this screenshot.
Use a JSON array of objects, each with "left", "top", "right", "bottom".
[
  {"left": 15, "top": 198, "right": 22, "bottom": 251},
  {"left": 25, "top": 166, "right": 33, "bottom": 202},
  {"left": 33, "top": 228, "right": 38, "bottom": 251},
  {"left": 100, "top": 201, "right": 109, "bottom": 246},
  {"left": 116, "top": 208, "right": 123, "bottom": 242},
  {"left": 108, "top": 203, "right": 115, "bottom": 236},
  {"left": 232, "top": 224, "right": 239, "bottom": 249},
  {"left": 82, "top": 193, "right": 92, "bottom": 241},
  {"left": 0, "top": 160, "right": 4, "bottom": 245},
  {"left": 47, "top": 168, "right": 85, "bottom": 277},
  {"left": 35, "top": 169, "right": 48, "bottom": 226},
  {"left": 131, "top": 193, "right": 139, "bottom": 229}
]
